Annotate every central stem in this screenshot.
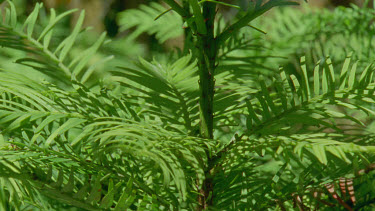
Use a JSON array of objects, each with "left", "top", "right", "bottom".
[
  {"left": 198, "top": 2, "right": 216, "bottom": 140},
  {"left": 196, "top": 2, "right": 217, "bottom": 210}
]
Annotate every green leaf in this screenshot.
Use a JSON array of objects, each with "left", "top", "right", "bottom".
[
  {"left": 70, "top": 32, "right": 106, "bottom": 77},
  {"left": 313, "top": 62, "right": 320, "bottom": 96},
  {"left": 100, "top": 180, "right": 122, "bottom": 209},
  {"left": 348, "top": 61, "right": 358, "bottom": 89},
  {"left": 246, "top": 101, "right": 261, "bottom": 125},
  {"left": 56, "top": 10, "right": 85, "bottom": 62},
  {"left": 312, "top": 144, "right": 328, "bottom": 165},
  {"left": 62, "top": 170, "right": 75, "bottom": 193},
  {"left": 5, "top": 113, "right": 31, "bottom": 131},
  {"left": 301, "top": 56, "right": 311, "bottom": 100},
  {"left": 45, "top": 118, "right": 86, "bottom": 147},
  {"left": 85, "top": 175, "right": 102, "bottom": 204},
  {"left": 22, "top": 3, "right": 42, "bottom": 38},
  {"left": 114, "top": 178, "right": 136, "bottom": 211},
  {"left": 51, "top": 169, "right": 64, "bottom": 188},
  {"left": 339, "top": 56, "right": 351, "bottom": 90},
  {"left": 34, "top": 114, "right": 67, "bottom": 134},
  {"left": 5, "top": 0, "right": 17, "bottom": 28},
  {"left": 37, "top": 8, "right": 78, "bottom": 42},
  {"left": 74, "top": 182, "right": 90, "bottom": 200}
]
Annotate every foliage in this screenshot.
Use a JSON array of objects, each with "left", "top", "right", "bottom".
[
  {"left": 117, "top": 2, "right": 183, "bottom": 44},
  {"left": 263, "top": 1, "right": 375, "bottom": 71},
  {"left": 1, "top": 0, "right": 375, "bottom": 210}
]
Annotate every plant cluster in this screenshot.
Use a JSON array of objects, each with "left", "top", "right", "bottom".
[{"left": 1, "top": 0, "right": 375, "bottom": 210}]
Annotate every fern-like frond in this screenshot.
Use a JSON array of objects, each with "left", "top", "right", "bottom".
[
  {"left": 211, "top": 55, "right": 375, "bottom": 209},
  {"left": 0, "top": 1, "right": 108, "bottom": 85},
  {"left": 0, "top": 145, "right": 140, "bottom": 210},
  {"left": 242, "top": 56, "right": 375, "bottom": 138},
  {"left": 213, "top": 132, "right": 375, "bottom": 209},
  {"left": 0, "top": 69, "right": 212, "bottom": 209},
  {"left": 2, "top": 0, "right": 375, "bottom": 209},
  {"left": 117, "top": 2, "right": 183, "bottom": 44},
  {"left": 111, "top": 53, "right": 200, "bottom": 133}
]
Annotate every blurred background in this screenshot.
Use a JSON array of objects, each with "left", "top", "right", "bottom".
[
  {"left": 34, "top": 0, "right": 375, "bottom": 62},
  {"left": 0, "top": 0, "right": 374, "bottom": 88},
  {"left": 36, "top": 0, "right": 371, "bottom": 34},
  {"left": 0, "top": 0, "right": 372, "bottom": 55},
  {"left": 36, "top": 0, "right": 371, "bottom": 37},
  {"left": 3, "top": 0, "right": 370, "bottom": 41}
]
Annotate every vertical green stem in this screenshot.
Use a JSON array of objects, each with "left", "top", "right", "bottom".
[
  {"left": 196, "top": 1, "right": 217, "bottom": 209},
  {"left": 197, "top": 2, "right": 216, "bottom": 140}
]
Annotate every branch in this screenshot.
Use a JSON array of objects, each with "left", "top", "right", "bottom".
[
  {"left": 216, "top": 0, "right": 299, "bottom": 46},
  {"left": 162, "top": 0, "right": 188, "bottom": 18}
]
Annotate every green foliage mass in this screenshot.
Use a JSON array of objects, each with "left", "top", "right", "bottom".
[{"left": 1, "top": 0, "right": 375, "bottom": 210}]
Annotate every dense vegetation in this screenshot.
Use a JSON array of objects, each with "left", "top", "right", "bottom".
[{"left": 1, "top": 0, "right": 375, "bottom": 210}]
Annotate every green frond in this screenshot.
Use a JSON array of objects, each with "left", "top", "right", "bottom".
[
  {"left": 0, "top": 1, "right": 108, "bottom": 85},
  {"left": 117, "top": 2, "right": 183, "bottom": 43},
  {"left": 212, "top": 132, "right": 375, "bottom": 209},
  {"left": 0, "top": 147, "right": 138, "bottom": 210},
  {"left": 84, "top": 118, "right": 211, "bottom": 201},
  {"left": 211, "top": 54, "right": 375, "bottom": 209},
  {"left": 0, "top": 69, "right": 213, "bottom": 208},
  {"left": 1, "top": 0, "right": 375, "bottom": 209},
  {"left": 242, "top": 56, "right": 375, "bottom": 137},
  {"left": 112, "top": 53, "right": 200, "bottom": 133}
]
